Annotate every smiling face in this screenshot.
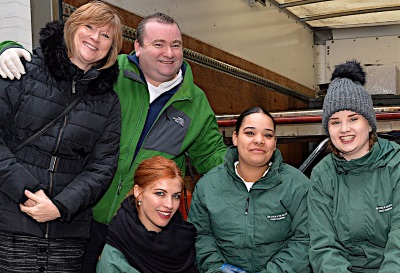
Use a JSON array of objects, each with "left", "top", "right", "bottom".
[
  {"left": 71, "top": 23, "right": 113, "bottom": 72},
  {"left": 134, "top": 20, "right": 183, "bottom": 86},
  {"left": 328, "top": 110, "right": 371, "bottom": 160},
  {"left": 232, "top": 112, "right": 277, "bottom": 171},
  {"left": 134, "top": 177, "right": 182, "bottom": 232}
]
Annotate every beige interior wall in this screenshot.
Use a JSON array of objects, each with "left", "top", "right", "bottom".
[
  {"left": 315, "top": 25, "right": 400, "bottom": 95},
  {"left": 31, "top": 0, "right": 55, "bottom": 49},
  {"left": 0, "top": 0, "right": 32, "bottom": 50},
  {"left": 104, "top": 0, "right": 315, "bottom": 90}
]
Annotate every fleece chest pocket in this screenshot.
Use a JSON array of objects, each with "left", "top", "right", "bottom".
[{"left": 143, "top": 106, "right": 190, "bottom": 156}]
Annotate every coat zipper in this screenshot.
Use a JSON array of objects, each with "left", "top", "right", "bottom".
[
  {"left": 116, "top": 176, "right": 123, "bottom": 195},
  {"left": 45, "top": 115, "right": 68, "bottom": 238},
  {"left": 111, "top": 80, "right": 189, "bottom": 218},
  {"left": 72, "top": 79, "right": 76, "bottom": 93},
  {"left": 245, "top": 197, "right": 250, "bottom": 215}
]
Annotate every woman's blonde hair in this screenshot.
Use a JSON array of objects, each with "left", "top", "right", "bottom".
[{"left": 64, "top": 1, "right": 123, "bottom": 70}]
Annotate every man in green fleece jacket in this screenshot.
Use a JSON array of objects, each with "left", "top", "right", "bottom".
[{"left": 0, "top": 12, "right": 227, "bottom": 273}]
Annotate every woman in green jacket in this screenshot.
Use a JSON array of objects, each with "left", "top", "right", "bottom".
[
  {"left": 97, "top": 156, "right": 198, "bottom": 273},
  {"left": 308, "top": 60, "right": 400, "bottom": 272},
  {"left": 188, "top": 107, "right": 311, "bottom": 273}
]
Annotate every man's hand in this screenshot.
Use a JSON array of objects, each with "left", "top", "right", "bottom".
[
  {"left": 0, "top": 48, "right": 31, "bottom": 80},
  {"left": 20, "top": 189, "right": 61, "bottom": 222}
]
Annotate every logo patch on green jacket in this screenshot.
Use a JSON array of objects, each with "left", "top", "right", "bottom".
[
  {"left": 267, "top": 212, "right": 287, "bottom": 221},
  {"left": 376, "top": 204, "right": 393, "bottom": 213}
]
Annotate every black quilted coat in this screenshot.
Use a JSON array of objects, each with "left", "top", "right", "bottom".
[{"left": 0, "top": 21, "right": 121, "bottom": 239}]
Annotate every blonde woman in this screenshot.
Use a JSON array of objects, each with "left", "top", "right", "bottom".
[{"left": 0, "top": 2, "right": 122, "bottom": 272}]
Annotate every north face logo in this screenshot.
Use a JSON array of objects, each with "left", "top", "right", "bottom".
[{"left": 173, "top": 116, "right": 184, "bottom": 127}]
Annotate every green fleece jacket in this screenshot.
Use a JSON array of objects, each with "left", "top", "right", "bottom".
[
  {"left": 93, "top": 53, "right": 227, "bottom": 223},
  {"left": 308, "top": 137, "right": 400, "bottom": 273},
  {"left": 188, "top": 146, "right": 311, "bottom": 273}
]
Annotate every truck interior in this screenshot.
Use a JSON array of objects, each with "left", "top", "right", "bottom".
[{"left": 27, "top": 0, "right": 400, "bottom": 178}]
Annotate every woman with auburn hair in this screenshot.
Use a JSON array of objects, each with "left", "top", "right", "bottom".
[
  {"left": 0, "top": 1, "right": 122, "bottom": 272},
  {"left": 97, "top": 156, "right": 199, "bottom": 273}
]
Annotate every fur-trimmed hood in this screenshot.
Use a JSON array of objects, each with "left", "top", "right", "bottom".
[{"left": 37, "top": 20, "right": 119, "bottom": 96}]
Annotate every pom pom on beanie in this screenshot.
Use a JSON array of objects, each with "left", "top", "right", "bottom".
[{"left": 322, "top": 60, "right": 377, "bottom": 136}]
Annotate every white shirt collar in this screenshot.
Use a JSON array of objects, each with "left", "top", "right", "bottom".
[
  {"left": 148, "top": 69, "right": 183, "bottom": 103},
  {"left": 234, "top": 161, "right": 271, "bottom": 191}
]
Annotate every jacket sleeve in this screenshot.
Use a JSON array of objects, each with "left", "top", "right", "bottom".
[
  {"left": 378, "top": 161, "right": 400, "bottom": 272},
  {"left": 308, "top": 169, "right": 352, "bottom": 272},
  {"left": 0, "top": 77, "right": 41, "bottom": 203},
  {"left": 0, "top": 40, "right": 27, "bottom": 55},
  {"left": 264, "top": 172, "right": 311, "bottom": 273},
  {"left": 188, "top": 181, "right": 224, "bottom": 273},
  {"left": 52, "top": 96, "right": 121, "bottom": 221},
  {"left": 186, "top": 92, "right": 227, "bottom": 175},
  {"left": 97, "top": 244, "right": 140, "bottom": 273}
]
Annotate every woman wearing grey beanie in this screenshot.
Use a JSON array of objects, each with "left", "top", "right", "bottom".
[{"left": 308, "top": 60, "right": 400, "bottom": 272}]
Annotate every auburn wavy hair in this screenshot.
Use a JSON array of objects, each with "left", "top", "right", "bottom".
[{"left": 128, "top": 156, "right": 184, "bottom": 206}]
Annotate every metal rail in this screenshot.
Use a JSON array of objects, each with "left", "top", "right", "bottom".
[
  {"left": 217, "top": 108, "right": 400, "bottom": 173},
  {"left": 216, "top": 106, "right": 400, "bottom": 126},
  {"left": 298, "top": 138, "right": 329, "bottom": 173}
]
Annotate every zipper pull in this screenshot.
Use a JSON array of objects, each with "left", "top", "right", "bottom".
[
  {"left": 245, "top": 197, "right": 250, "bottom": 215},
  {"left": 117, "top": 180, "right": 123, "bottom": 195},
  {"left": 72, "top": 80, "right": 76, "bottom": 94}
]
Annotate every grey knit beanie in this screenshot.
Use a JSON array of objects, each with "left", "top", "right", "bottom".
[{"left": 322, "top": 60, "right": 377, "bottom": 136}]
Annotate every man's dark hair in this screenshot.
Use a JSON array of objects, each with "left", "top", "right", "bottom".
[{"left": 136, "top": 12, "right": 181, "bottom": 46}]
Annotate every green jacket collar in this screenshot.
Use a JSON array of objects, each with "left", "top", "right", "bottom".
[
  {"left": 124, "top": 52, "right": 195, "bottom": 103},
  {"left": 224, "top": 146, "right": 283, "bottom": 190},
  {"left": 333, "top": 137, "right": 398, "bottom": 174}
]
